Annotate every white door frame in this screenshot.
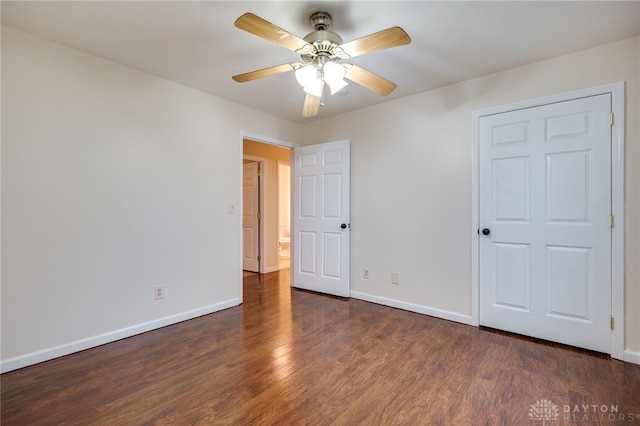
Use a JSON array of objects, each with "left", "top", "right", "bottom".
[
  {"left": 276, "top": 160, "right": 291, "bottom": 271},
  {"left": 238, "top": 131, "right": 299, "bottom": 303},
  {"left": 471, "top": 82, "right": 625, "bottom": 360}
]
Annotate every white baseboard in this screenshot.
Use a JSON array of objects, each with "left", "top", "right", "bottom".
[
  {"left": 351, "top": 291, "right": 640, "bottom": 365},
  {"left": 0, "top": 298, "right": 240, "bottom": 374},
  {"left": 4, "top": 295, "right": 637, "bottom": 371},
  {"left": 624, "top": 349, "right": 640, "bottom": 365},
  {"left": 350, "top": 291, "right": 475, "bottom": 326}
]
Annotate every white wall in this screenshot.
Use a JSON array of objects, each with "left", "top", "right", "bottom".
[
  {"left": 298, "top": 37, "right": 640, "bottom": 357},
  {"left": 0, "top": 27, "right": 300, "bottom": 371}
]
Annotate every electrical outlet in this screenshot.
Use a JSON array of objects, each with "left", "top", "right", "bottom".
[
  {"left": 391, "top": 272, "right": 400, "bottom": 285},
  {"left": 363, "top": 268, "right": 370, "bottom": 279},
  {"left": 154, "top": 286, "right": 164, "bottom": 300}
]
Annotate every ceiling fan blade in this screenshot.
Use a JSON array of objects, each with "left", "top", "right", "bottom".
[
  {"left": 232, "top": 63, "right": 299, "bottom": 83},
  {"left": 302, "top": 92, "right": 322, "bottom": 118},
  {"left": 344, "top": 64, "right": 397, "bottom": 96},
  {"left": 340, "top": 27, "right": 411, "bottom": 58},
  {"left": 235, "top": 13, "right": 308, "bottom": 53}
]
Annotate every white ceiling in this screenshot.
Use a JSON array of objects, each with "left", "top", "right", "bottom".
[{"left": 2, "top": 1, "right": 639, "bottom": 124}]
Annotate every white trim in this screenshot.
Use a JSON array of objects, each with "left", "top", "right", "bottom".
[
  {"left": 609, "top": 83, "right": 625, "bottom": 361},
  {"left": 276, "top": 160, "right": 291, "bottom": 272},
  {"left": 237, "top": 137, "right": 244, "bottom": 303},
  {"left": 623, "top": 350, "right": 640, "bottom": 365},
  {"left": 351, "top": 291, "right": 475, "bottom": 326},
  {"left": 471, "top": 82, "right": 625, "bottom": 360},
  {"left": 471, "top": 83, "right": 622, "bottom": 117},
  {"left": 240, "top": 131, "right": 299, "bottom": 149},
  {"left": 0, "top": 299, "right": 240, "bottom": 373}
]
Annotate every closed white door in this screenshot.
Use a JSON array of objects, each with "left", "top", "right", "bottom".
[
  {"left": 479, "top": 94, "right": 612, "bottom": 353},
  {"left": 243, "top": 161, "right": 260, "bottom": 272},
  {"left": 293, "top": 140, "right": 350, "bottom": 297}
]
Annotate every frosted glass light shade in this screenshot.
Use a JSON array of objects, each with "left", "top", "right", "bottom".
[
  {"left": 295, "top": 65, "right": 317, "bottom": 87},
  {"left": 295, "top": 65, "right": 323, "bottom": 97},
  {"left": 328, "top": 78, "right": 347, "bottom": 95},
  {"left": 324, "top": 62, "right": 348, "bottom": 95}
]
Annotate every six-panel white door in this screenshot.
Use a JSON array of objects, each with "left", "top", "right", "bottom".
[
  {"left": 242, "top": 161, "right": 260, "bottom": 272},
  {"left": 293, "top": 140, "right": 350, "bottom": 297},
  {"left": 478, "top": 94, "right": 612, "bottom": 353}
]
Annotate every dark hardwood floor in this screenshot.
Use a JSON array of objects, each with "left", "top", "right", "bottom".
[{"left": 2, "top": 270, "right": 639, "bottom": 425}]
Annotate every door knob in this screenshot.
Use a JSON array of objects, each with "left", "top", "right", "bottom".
[
  {"left": 482, "top": 228, "right": 491, "bottom": 236},
  {"left": 341, "top": 223, "right": 348, "bottom": 229}
]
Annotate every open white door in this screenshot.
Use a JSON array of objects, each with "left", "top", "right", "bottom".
[
  {"left": 242, "top": 161, "right": 260, "bottom": 272},
  {"left": 293, "top": 140, "right": 350, "bottom": 297}
]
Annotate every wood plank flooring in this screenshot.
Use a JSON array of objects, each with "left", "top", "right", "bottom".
[{"left": 2, "top": 269, "right": 639, "bottom": 425}]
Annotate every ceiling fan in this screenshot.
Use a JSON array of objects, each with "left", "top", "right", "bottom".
[{"left": 232, "top": 11, "right": 411, "bottom": 118}]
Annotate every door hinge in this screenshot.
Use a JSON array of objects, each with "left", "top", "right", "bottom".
[
  {"left": 257, "top": 255, "right": 261, "bottom": 262},
  {"left": 257, "top": 212, "right": 261, "bottom": 219},
  {"left": 609, "top": 214, "right": 615, "bottom": 228},
  {"left": 257, "top": 169, "right": 262, "bottom": 176},
  {"left": 610, "top": 317, "right": 615, "bottom": 330},
  {"left": 609, "top": 113, "right": 614, "bottom": 126}
]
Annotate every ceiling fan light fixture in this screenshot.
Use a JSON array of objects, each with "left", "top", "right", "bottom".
[
  {"left": 233, "top": 11, "right": 411, "bottom": 117},
  {"left": 295, "top": 61, "right": 347, "bottom": 97}
]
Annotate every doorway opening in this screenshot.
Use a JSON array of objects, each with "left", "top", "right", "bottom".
[{"left": 242, "top": 138, "right": 292, "bottom": 276}]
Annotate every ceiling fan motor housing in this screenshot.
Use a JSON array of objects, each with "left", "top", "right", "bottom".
[
  {"left": 300, "top": 12, "right": 349, "bottom": 66},
  {"left": 303, "top": 30, "right": 343, "bottom": 48}
]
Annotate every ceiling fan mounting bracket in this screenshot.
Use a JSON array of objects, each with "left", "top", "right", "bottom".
[{"left": 309, "top": 11, "right": 332, "bottom": 31}]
